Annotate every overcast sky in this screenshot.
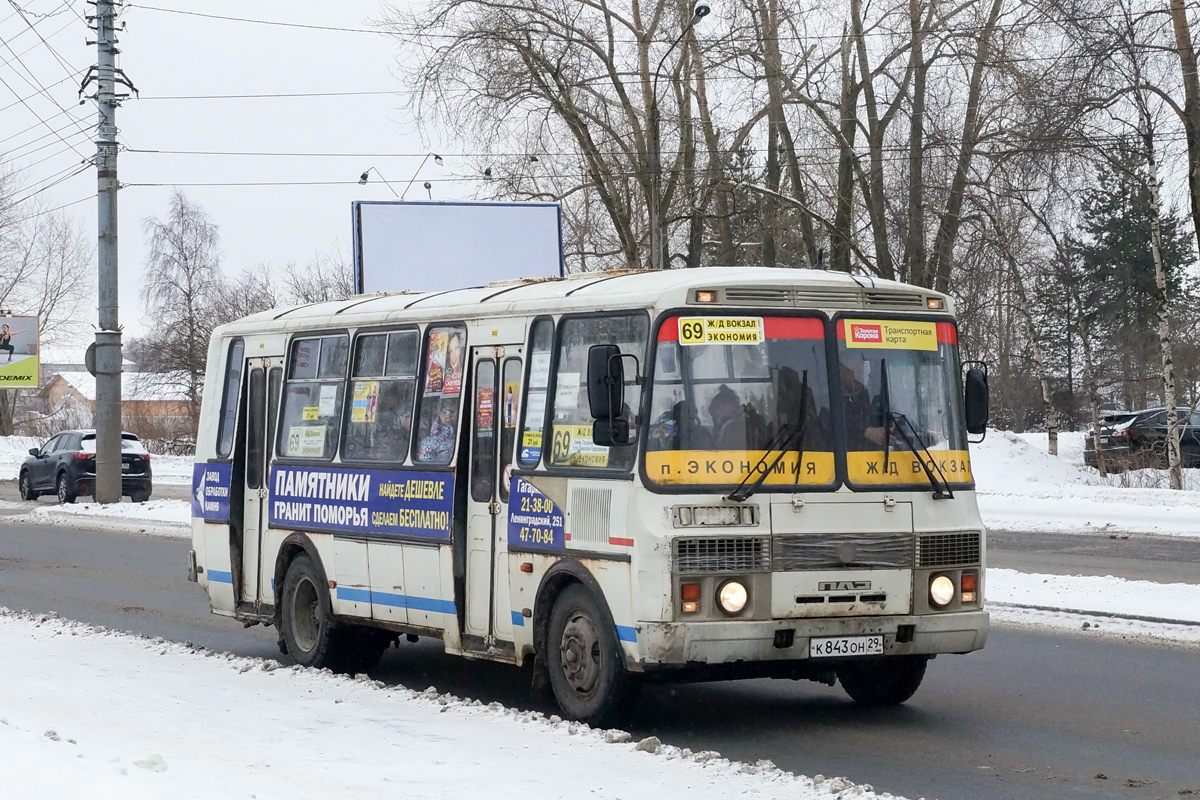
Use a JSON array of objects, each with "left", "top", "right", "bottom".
[{"left": 2, "top": 0, "right": 473, "bottom": 344}]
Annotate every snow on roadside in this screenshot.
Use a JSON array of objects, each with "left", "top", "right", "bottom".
[
  {"left": 0, "top": 435, "right": 193, "bottom": 486},
  {"left": 0, "top": 609, "right": 897, "bottom": 800}
]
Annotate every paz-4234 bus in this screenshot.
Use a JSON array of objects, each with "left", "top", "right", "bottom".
[{"left": 188, "top": 267, "right": 990, "bottom": 723}]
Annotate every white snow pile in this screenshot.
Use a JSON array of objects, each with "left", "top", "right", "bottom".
[
  {"left": 971, "top": 430, "right": 1200, "bottom": 536},
  {"left": 0, "top": 608, "right": 899, "bottom": 800}
]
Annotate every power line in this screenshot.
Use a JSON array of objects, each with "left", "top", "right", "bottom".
[
  {"left": 136, "top": 88, "right": 399, "bottom": 101},
  {"left": 0, "top": 69, "right": 89, "bottom": 159},
  {"left": 125, "top": 3, "right": 384, "bottom": 35},
  {"left": 10, "top": 192, "right": 91, "bottom": 223},
  {"left": 120, "top": 1, "right": 1193, "bottom": 47}
]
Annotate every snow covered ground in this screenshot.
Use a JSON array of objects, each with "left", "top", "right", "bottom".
[{"left": 2, "top": 430, "right": 1198, "bottom": 798}]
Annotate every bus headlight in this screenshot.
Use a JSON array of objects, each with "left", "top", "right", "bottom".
[
  {"left": 929, "top": 575, "right": 956, "bottom": 607},
  {"left": 717, "top": 580, "right": 749, "bottom": 615}
]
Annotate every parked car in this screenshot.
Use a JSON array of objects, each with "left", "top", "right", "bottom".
[
  {"left": 1083, "top": 407, "right": 1200, "bottom": 470},
  {"left": 18, "top": 430, "right": 152, "bottom": 504}
]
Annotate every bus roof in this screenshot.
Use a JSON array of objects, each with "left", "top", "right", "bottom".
[{"left": 217, "top": 266, "right": 950, "bottom": 336}]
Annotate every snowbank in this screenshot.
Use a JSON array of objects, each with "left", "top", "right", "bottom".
[{"left": 0, "top": 609, "right": 895, "bottom": 800}]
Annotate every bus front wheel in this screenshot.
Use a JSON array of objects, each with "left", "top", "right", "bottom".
[
  {"left": 546, "top": 584, "right": 628, "bottom": 725},
  {"left": 280, "top": 553, "right": 341, "bottom": 670},
  {"left": 837, "top": 655, "right": 928, "bottom": 706}
]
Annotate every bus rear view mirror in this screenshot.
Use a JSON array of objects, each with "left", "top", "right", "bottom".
[
  {"left": 593, "top": 417, "right": 631, "bottom": 447},
  {"left": 963, "top": 363, "right": 989, "bottom": 437},
  {"left": 587, "top": 344, "right": 624, "bottom": 421}
]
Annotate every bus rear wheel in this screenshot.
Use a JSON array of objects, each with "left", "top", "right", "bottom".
[
  {"left": 837, "top": 655, "right": 928, "bottom": 706},
  {"left": 546, "top": 584, "right": 628, "bottom": 725}
]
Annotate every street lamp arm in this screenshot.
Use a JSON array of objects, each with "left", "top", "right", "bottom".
[{"left": 358, "top": 166, "right": 399, "bottom": 198}]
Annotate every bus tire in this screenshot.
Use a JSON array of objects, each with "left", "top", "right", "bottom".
[
  {"left": 280, "top": 553, "right": 342, "bottom": 670},
  {"left": 837, "top": 655, "right": 928, "bottom": 706},
  {"left": 546, "top": 584, "right": 628, "bottom": 725}
]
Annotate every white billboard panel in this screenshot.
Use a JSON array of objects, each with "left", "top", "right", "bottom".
[{"left": 352, "top": 201, "right": 564, "bottom": 294}]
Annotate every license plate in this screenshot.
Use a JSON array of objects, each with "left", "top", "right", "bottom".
[{"left": 810, "top": 635, "right": 885, "bottom": 658}]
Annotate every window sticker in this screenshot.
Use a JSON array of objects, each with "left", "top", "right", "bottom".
[
  {"left": 503, "top": 382, "right": 519, "bottom": 427},
  {"left": 678, "top": 316, "right": 764, "bottom": 345},
  {"left": 318, "top": 384, "right": 339, "bottom": 416},
  {"left": 549, "top": 424, "right": 609, "bottom": 467},
  {"left": 287, "top": 426, "right": 327, "bottom": 457},
  {"left": 554, "top": 372, "right": 580, "bottom": 410},
  {"left": 842, "top": 319, "right": 938, "bottom": 351},
  {"left": 351, "top": 381, "right": 380, "bottom": 423},
  {"left": 425, "top": 329, "right": 448, "bottom": 392},
  {"left": 477, "top": 386, "right": 495, "bottom": 429},
  {"left": 301, "top": 406, "right": 319, "bottom": 421}
]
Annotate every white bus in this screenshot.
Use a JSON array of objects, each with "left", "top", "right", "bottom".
[{"left": 189, "top": 266, "right": 990, "bottom": 723}]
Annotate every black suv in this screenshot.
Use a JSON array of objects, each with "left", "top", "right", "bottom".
[
  {"left": 1083, "top": 407, "right": 1200, "bottom": 470},
  {"left": 18, "top": 430, "right": 153, "bottom": 504}
]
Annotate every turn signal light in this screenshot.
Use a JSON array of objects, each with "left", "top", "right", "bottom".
[
  {"left": 681, "top": 583, "right": 701, "bottom": 601},
  {"left": 682, "top": 601, "right": 699, "bottom": 613},
  {"left": 961, "top": 574, "right": 977, "bottom": 592}
]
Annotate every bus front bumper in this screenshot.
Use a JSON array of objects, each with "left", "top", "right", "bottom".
[{"left": 636, "top": 610, "right": 989, "bottom": 666}]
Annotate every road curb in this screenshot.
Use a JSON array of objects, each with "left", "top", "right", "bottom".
[{"left": 990, "top": 601, "right": 1200, "bottom": 627}]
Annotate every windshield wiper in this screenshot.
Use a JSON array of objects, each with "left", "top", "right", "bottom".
[
  {"left": 727, "top": 371, "right": 808, "bottom": 502},
  {"left": 877, "top": 361, "right": 951, "bottom": 498},
  {"left": 888, "top": 411, "right": 954, "bottom": 499}
]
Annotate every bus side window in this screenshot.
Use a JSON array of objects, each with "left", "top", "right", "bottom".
[
  {"left": 517, "top": 317, "right": 553, "bottom": 468},
  {"left": 413, "top": 324, "right": 466, "bottom": 465},
  {"left": 499, "top": 357, "right": 522, "bottom": 501},
  {"left": 548, "top": 313, "right": 648, "bottom": 471},
  {"left": 342, "top": 329, "right": 418, "bottom": 463},
  {"left": 216, "top": 338, "right": 244, "bottom": 458},
  {"left": 278, "top": 335, "right": 348, "bottom": 460}
]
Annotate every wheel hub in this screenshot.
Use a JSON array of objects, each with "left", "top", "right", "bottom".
[
  {"left": 559, "top": 611, "right": 601, "bottom": 694},
  {"left": 291, "top": 577, "right": 320, "bottom": 653}
]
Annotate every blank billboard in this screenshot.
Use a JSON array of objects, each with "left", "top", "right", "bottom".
[{"left": 352, "top": 201, "right": 564, "bottom": 294}]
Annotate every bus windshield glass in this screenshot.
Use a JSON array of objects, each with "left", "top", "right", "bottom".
[
  {"left": 836, "top": 317, "right": 970, "bottom": 487},
  {"left": 646, "top": 315, "right": 835, "bottom": 489}
]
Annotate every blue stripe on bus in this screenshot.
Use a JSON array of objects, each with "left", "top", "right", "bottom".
[
  {"left": 335, "top": 587, "right": 455, "bottom": 615},
  {"left": 208, "top": 570, "right": 233, "bottom": 584},
  {"left": 511, "top": 611, "right": 525, "bottom": 627},
  {"left": 615, "top": 625, "right": 637, "bottom": 643}
]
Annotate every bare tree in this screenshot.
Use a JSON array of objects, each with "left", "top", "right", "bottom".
[
  {"left": 0, "top": 196, "right": 93, "bottom": 436},
  {"left": 138, "top": 190, "right": 221, "bottom": 428}
]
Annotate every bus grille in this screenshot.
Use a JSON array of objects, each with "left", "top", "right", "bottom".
[
  {"left": 916, "top": 532, "right": 981, "bottom": 567},
  {"left": 773, "top": 532, "right": 913, "bottom": 570},
  {"left": 674, "top": 537, "right": 770, "bottom": 573},
  {"left": 863, "top": 291, "right": 925, "bottom": 309},
  {"left": 723, "top": 287, "right": 862, "bottom": 308}
]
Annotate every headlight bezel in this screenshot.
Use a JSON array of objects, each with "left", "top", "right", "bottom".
[
  {"left": 929, "top": 574, "right": 956, "bottom": 608},
  {"left": 716, "top": 579, "right": 749, "bottom": 616}
]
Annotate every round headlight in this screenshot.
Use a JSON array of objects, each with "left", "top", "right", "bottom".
[
  {"left": 930, "top": 575, "right": 956, "bottom": 607},
  {"left": 717, "top": 580, "right": 749, "bottom": 615}
]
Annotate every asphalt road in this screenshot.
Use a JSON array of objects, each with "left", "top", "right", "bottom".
[{"left": 0, "top": 519, "right": 1197, "bottom": 799}]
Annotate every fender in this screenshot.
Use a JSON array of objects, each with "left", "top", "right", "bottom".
[{"left": 532, "top": 558, "right": 632, "bottom": 670}]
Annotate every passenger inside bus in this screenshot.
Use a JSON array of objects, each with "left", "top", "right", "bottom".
[
  {"left": 667, "top": 401, "right": 713, "bottom": 450},
  {"left": 417, "top": 399, "right": 457, "bottom": 462},
  {"left": 707, "top": 384, "right": 768, "bottom": 450}
]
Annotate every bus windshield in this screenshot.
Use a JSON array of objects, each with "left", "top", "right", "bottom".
[
  {"left": 644, "top": 314, "right": 973, "bottom": 491},
  {"left": 645, "top": 315, "right": 835, "bottom": 488},
  {"left": 836, "top": 317, "right": 970, "bottom": 487}
]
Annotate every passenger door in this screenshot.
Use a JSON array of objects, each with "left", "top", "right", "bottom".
[
  {"left": 239, "top": 356, "right": 284, "bottom": 607},
  {"left": 463, "top": 350, "right": 521, "bottom": 646}
]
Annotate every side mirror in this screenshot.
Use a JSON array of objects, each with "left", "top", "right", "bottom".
[
  {"left": 593, "top": 417, "right": 631, "bottom": 448},
  {"left": 587, "top": 344, "right": 624, "bottom": 421},
  {"left": 963, "top": 363, "right": 989, "bottom": 436},
  {"left": 29, "top": 447, "right": 40, "bottom": 457}
]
